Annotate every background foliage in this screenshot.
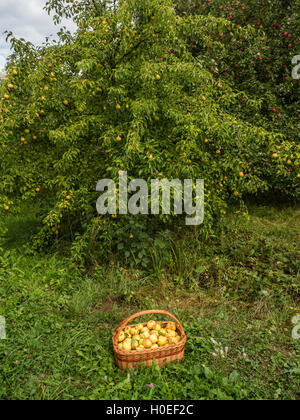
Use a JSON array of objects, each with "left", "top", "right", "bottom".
[{"left": 0, "top": 0, "right": 299, "bottom": 266}]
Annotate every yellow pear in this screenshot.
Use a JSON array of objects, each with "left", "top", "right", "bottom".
[
  {"left": 123, "top": 338, "right": 132, "bottom": 351},
  {"left": 136, "top": 346, "right": 144, "bottom": 351},
  {"left": 166, "top": 329, "right": 176, "bottom": 338},
  {"left": 149, "top": 333, "right": 158, "bottom": 344},
  {"left": 147, "top": 320, "right": 156, "bottom": 329},
  {"left": 166, "top": 322, "right": 176, "bottom": 331},
  {"left": 142, "top": 326, "right": 149, "bottom": 334},
  {"left": 158, "top": 336, "right": 168, "bottom": 346},
  {"left": 166, "top": 335, "right": 173, "bottom": 344},
  {"left": 142, "top": 330, "right": 150, "bottom": 339},
  {"left": 124, "top": 326, "right": 131, "bottom": 335},
  {"left": 131, "top": 338, "right": 138, "bottom": 350},
  {"left": 153, "top": 323, "right": 161, "bottom": 332},
  {"left": 143, "top": 338, "right": 152, "bottom": 349}
]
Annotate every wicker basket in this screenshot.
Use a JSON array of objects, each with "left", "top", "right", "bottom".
[{"left": 112, "top": 310, "right": 186, "bottom": 370}]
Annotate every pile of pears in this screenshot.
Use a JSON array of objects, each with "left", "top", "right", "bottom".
[{"left": 118, "top": 320, "right": 182, "bottom": 352}]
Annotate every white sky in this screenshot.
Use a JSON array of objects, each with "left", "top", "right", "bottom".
[{"left": 0, "top": 0, "right": 76, "bottom": 69}]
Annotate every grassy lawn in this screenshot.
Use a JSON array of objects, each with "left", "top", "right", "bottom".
[{"left": 0, "top": 205, "right": 299, "bottom": 400}]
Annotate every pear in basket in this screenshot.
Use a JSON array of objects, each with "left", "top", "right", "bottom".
[
  {"left": 131, "top": 338, "right": 139, "bottom": 350},
  {"left": 166, "top": 329, "right": 176, "bottom": 338},
  {"left": 124, "top": 326, "right": 131, "bottom": 336},
  {"left": 147, "top": 320, "right": 156, "bottom": 329},
  {"left": 149, "top": 332, "right": 158, "bottom": 344},
  {"left": 130, "top": 327, "right": 139, "bottom": 336},
  {"left": 142, "top": 326, "right": 149, "bottom": 334},
  {"left": 123, "top": 338, "right": 132, "bottom": 351},
  {"left": 166, "top": 322, "right": 176, "bottom": 331},
  {"left": 142, "top": 330, "right": 150, "bottom": 339},
  {"left": 158, "top": 335, "right": 168, "bottom": 346},
  {"left": 174, "top": 335, "right": 181, "bottom": 344},
  {"left": 153, "top": 322, "right": 161, "bottom": 332},
  {"left": 143, "top": 338, "right": 152, "bottom": 349}
]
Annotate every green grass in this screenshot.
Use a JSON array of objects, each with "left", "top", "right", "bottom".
[{"left": 0, "top": 205, "right": 299, "bottom": 400}]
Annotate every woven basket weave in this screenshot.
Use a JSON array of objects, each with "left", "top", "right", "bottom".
[{"left": 112, "top": 310, "right": 186, "bottom": 370}]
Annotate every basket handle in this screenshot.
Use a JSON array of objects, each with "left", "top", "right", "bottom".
[{"left": 116, "top": 310, "right": 184, "bottom": 334}]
